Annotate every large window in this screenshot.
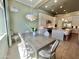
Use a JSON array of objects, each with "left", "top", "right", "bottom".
[{"left": 0, "top": 0, "right": 7, "bottom": 38}]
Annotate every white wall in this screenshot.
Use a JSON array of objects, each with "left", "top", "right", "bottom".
[
  {"left": 39, "top": 13, "right": 56, "bottom": 27},
  {"left": 9, "top": 0, "right": 50, "bottom": 33},
  {"left": 56, "top": 11, "right": 79, "bottom": 28},
  {"left": 72, "top": 16, "right": 79, "bottom": 26}
]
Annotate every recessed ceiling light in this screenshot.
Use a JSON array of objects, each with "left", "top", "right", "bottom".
[
  {"left": 51, "top": 10, "right": 54, "bottom": 11},
  {"left": 45, "top": 6, "right": 48, "bottom": 8},
  {"left": 54, "top": 0, "right": 57, "bottom": 3},
  {"left": 64, "top": 10, "right": 66, "bottom": 11},
  {"left": 62, "top": 18, "right": 64, "bottom": 21},
  {"left": 60, "top": 6, "right": 63, "bottom": 8}
]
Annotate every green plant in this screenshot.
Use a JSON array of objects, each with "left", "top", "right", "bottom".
[{"left": 32, "top": 28, "right": 37, "bottom": 32}]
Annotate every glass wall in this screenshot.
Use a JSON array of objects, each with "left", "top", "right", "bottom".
[
  {"left": 0, "top": 0, "right": 7, "bottom": 37},
  {"left": 0, "top": 0, "right": 9, "bottom": 59}
]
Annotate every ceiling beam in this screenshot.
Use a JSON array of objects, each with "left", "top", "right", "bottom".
[{"left": 0, "top": 0, "right": 3, "bottom": 9}]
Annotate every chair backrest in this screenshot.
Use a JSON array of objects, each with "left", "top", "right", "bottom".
[
  {"left": 18, "top": 33, "right": 26, "bottom": 48},
  {"left": 50, "top": 40, "right": 59, "bottom": 52},
  {"left": 52, "top": 30, "right": 64, "bottom": 40},
  {"left": 43, "top": 31, "right": 49, "bottom": 37},
  {"left": 38, "top": 29, "right": 46, "bottom": 35}
]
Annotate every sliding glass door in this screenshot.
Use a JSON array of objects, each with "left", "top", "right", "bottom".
[
  {"left": 0, "top": 0, "right": 12, "bottom": 47},
  {"left": 0, "top": 0, "right": 9, "bottom": 59},
  {"left": 0, "top": 0, "right": 6, "bottom": 36}
]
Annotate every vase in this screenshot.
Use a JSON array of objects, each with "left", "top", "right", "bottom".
[{"left": 33, "top": 32, "right": 36, "bottom": 37}]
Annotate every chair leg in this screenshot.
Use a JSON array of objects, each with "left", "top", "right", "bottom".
[
  {"left": 50, "top": 53, "right": 56, "bottom": 59},
  {"left": 54, "top": 54, "right": 56, "bottom": 59},
  {"left": 49, "top": 57, "right": 51, "bottom": 59}
]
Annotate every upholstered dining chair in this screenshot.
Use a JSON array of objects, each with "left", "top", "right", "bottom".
[
  {"left": 39, "top": 40, "right": 60, "bottom": 59},
  {"left": 18, "top": 33, "right": 34, "bottom": 59},
  {"left": 52, "top": 30, "right": 64, "bottom": 41}
]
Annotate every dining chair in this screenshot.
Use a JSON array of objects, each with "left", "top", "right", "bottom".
[
  {"left": 39, "top": 40, "right": 60, "bottom": 59},
  {"left": 43, "top": 30, "right": 49, "bottom": 37},
  {"left": 52, "top": 30, "right": 64, "bottom": 41},
  {"left": 18, "top": 33, "right": 35, "bottom": 59}
]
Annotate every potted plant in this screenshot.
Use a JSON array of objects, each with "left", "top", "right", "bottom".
[{"left": 32, "top": 27, "right": 37, "bottom": 36}]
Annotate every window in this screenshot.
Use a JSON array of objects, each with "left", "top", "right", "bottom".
[{"left": 0, "top": 0, "right": 7, "bottom": 39}]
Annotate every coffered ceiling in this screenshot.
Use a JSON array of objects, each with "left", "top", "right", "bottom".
[
  {"left": 39, "top": 0, "right": 79, "bottom": 15},
  {"left": 16, "top": 0, "right": 79, "bottom": 15},
  {"left": 39, "top": 0, "right": 67, "bottom": 15},
  {"left": 16, "top": 0, "right": 39, "bottom": 7},
  {"left": 16, "top": 0, "right": 48, "bottom": 8}
]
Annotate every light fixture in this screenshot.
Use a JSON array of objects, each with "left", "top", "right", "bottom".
[
  {"left": 45, "top": 6, "right": 48, "bottom": 8},
  {"left": 73, "top": 26, "right": 76, "bottom": 29},
  {"left": 30, "top": 0, "right": 32, "bottom": 1},
  {"left": 64, "top": 10, "right": 66, "bottom": 11},
  {"left": 67, "top": 23, "right": 72, "bottom": 28},
  {"left": 54, "top": 0, "right": 57, "bottom": 3},
  {"left": 64, "top": 20, "right": 68, "bottom": 22},
  {"left": 26, "top": 13, "right": 37, "bottom": 21},
  {"left": 62, "top": 18, "right": 64, "bottom": 21},
  {"left": 51, "top": 9, "right": 54, "bottom": 12},
  {"left": 60, "top": 6, "right": 63, "bottom": 8},
  {"left": 78, "top": 26, "right": 79, "bottom": 29}
]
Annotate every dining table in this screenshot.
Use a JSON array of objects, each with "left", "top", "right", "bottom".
[{"left": 20, "top": 33, "right": 56, "bottom": 59}]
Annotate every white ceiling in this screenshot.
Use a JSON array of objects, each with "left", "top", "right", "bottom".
[
  {"left": 15, "top": 0, "right": 66, "bottom": 8},
  {"left": 16, "top": 0, "right": 38, "bottom": 7},
  {"left": 16, "top": 0, "right": 48, "bottom": 8}
]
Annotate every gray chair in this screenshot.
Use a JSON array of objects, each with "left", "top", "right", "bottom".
[
  {"left": 39, "top": 40, "right": 60, "bottom": 59},
  {"left": 52, "top": 30, "right": 64, "bottom": 41},
  {"left": 18, "top": 33, "right": 35, "bottom": 59}
]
